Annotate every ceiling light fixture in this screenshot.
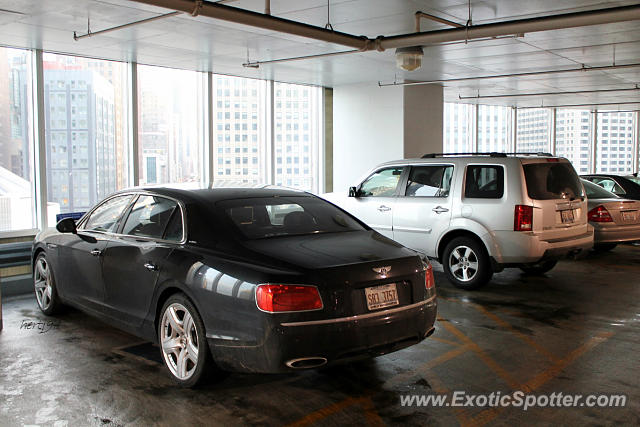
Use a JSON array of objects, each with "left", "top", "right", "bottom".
[{"left": 395, "top": 46, "right": 424, "bottom": 71}]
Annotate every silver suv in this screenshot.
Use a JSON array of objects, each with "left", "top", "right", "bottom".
[{"left": 323, "top": 153, "right": 594, "bottom": 289}]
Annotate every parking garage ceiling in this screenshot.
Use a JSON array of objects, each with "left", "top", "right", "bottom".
[{"left": 1, "top": 0, "right": 640, "bottom": 109}]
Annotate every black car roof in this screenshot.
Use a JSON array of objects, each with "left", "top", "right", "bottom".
[{"left": 113, "top": 186, "right": 311, "bottom": 205}]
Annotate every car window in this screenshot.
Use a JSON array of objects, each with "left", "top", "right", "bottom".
[
  {"left": 465, "top": 165, "right": 504, "bottom": 199},
  {"left": 359, "top": 168, "right": 403, "bottom": 197},
  {"left": 83, "top": 195, "right": 134, "bottom": 233},
  {"left": 220, "top": 196, "right": 366, "bottom": 239},
  {"left": 163, "top": 209, "right": 185, "bottom": 242},
  {"left": 405, "top": 165, "right": 453, "bottom": 197},
  {"left": 523, "top": 163, "right": 584, "bottom": 200},
  {"left": 592, "top": 178, "right": 626, "bottom": 195},
  {"left": 582, "top": 179, "right": 618, "bottom": 199},
  {"left": 121, "top": 195, "right": 179, "bottom": 240},
  {"left": 627, "top": 176, "right": 640, "bottom": 185}
]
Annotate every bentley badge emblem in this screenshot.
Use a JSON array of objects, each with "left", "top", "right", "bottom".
[{"left": 372, "top": 266, "right": 392, "bottom": 277}]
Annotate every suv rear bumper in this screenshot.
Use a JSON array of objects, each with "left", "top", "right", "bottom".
[{"left": 491, "top": 228, "right": 594, "bottom": 264}]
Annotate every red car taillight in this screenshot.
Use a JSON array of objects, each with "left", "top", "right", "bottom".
[
  {"left": 514, "top": 205, "right": 533, "bottom": 231},
  {"left": 256, "top": 284, "right": 323, "bottom": 313},
  {"left": 588, "top": 205, "right": 613, "bottom": 222},
  {"left": 424, "top": 262, "right": 435, "bottom": 290}
]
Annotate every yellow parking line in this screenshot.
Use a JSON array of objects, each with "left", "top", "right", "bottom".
[
  {"left": 466, "top": 331, "right": 615, "bottom": 427},
  {"left": 360, "top": 396, "right": 386, "bottom": 427},
  {"left": 437, "top": 317, "right": 522, "bottom": 391},
  {"left": 286, "top": 396, "right": 362, "bottom": 427},
  {"left": 430, "top": 335, "right": 467, "bottom": 347},
  {"left": 441, "top": 296, "right": 559, "bottom": 363}
]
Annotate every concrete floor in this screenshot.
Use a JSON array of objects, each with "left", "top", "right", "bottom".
[{"left": 1, "top": 245, "right": 639, "bottom": 426}]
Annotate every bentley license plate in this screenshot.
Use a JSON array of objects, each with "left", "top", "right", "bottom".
[
  {"left": 365, "top": 283, "right": 399, "bottom": 311},
  {"left": 561, "top": 210, "right": 575, "bottom": 224}
]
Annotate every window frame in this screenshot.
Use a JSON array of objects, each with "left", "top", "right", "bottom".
[
  {"left": 463, "top": 164, "right": 505, "bottom": 200},
  {"left": 357, "top": 166, "right": 407, "bottom": 198},
  {"left": 402, "top": 164, "right": 455, "bottom": 198},
  {"left": 78, "top": 194, "right": 136, "bottom": 234},
  {"left": 77, "top": 192, "right": 187, "bottom": 244},
  {"left": 118, "top": 194, "right": 183, "bottom": 242}
]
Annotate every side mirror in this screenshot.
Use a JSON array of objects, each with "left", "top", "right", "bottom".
[
  {"left": 56, "top": 217, "right": 77, "bottom": 234},
  {"left": 348, "top": 186, "right": 358, "bottom": 197}
]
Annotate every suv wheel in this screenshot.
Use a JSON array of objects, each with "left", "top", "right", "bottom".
[
  {"left": 443, "top": 237, "right": 492, "bottom": 290},
  {"left": 519, "top": 259, "right": 557, "bottom": 275}
]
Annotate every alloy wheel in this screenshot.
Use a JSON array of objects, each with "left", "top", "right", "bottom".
[
  {"left": 34, "top": 256, "right": 53, "bottom": 311},
  {"left": 160, "top": 303, "right": 200, "bottom": 381},
  {"left": 448, "top": 245, "right": 479, "bottom": 282}
]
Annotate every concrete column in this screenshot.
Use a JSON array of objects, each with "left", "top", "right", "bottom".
[{"left": 403, "top": 84, "right": 443, "bottom": 158}]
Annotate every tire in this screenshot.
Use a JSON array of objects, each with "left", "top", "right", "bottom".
[
  {"left": 519, "top": 259, "right": 558, "bottom": 275},
  {"left": 158, "top": 293, "right": 214, "bottom": 387},
  {"left": 594, "top": 243, "right": 617, "bottom": 252},
  {"left": 443, "top": 237, "right": 492, "bottom": 290},
  {"left": 33, "top": 252, "right": 64, "bottom": 315}
]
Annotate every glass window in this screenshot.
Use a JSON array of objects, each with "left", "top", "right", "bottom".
[
  {"left": 138, "top": 65, "right": 204, "bottom": 185},
  {"left": 588, "top": 177, "right": 626, "bottom": 195},
  {"left": 42, "top": 53, "right": 129, "bottom": 216},
  {"left": 465, "top": 165, "right": 504, "bottom": 199},
  {"left": 359, "top": 168, "right": 403, "bottom": 197},
  {"left": 220, "top": 196, "right": 364, "bottom": 239},
  {"left": 121, "top": 195, "right": 180, "bottom": 240},
  {"left": 477, "top": 105, "right": 512, "bottom": 152},
  {"left": 523, "top": 163, "right": 584, "bottom": 200},
  {"left": 274, "top": 83, "right": 322, "bottom": 192},
  {"left": 83, "top": 195, "right": 133, "bottom": 232},
  {"left": 582, "top": 179, "right": 617, "bottom": 199},
  {"left": 405, "top": 166, "right": 453, "bottom": 197},
  {"left": 443, "top": 103, "right": 474, "bottom": 153},
  {"left": 0, "top": 47, "right": 37, "bottom": 232},
  {"left": 596, "top": 112, "right": 636, "bottom": 174},
  {"left": 556, "top": 109, "right": 592, "bottom": 174},
  {"left": 516, "top": 108, "right": 550, "bottom": 153},
  {"left": 212, "top": 75, "right": 266, "bottom": 186}
]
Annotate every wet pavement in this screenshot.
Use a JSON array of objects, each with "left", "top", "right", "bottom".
[{"left": 1, "top": 245, "right": 639, "bottom": 426}]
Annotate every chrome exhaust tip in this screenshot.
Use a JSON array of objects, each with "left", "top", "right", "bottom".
[{"left": 285, "top": 357, "right": 328, "bottom": 369}]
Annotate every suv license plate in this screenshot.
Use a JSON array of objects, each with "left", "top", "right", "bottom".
[
  {"left": 365, "top": 283, "right": 399, "bottom": 311},
  {"left": 561, "top": 210, "right": 575, "bottom": 224},
  {"left": 622, "top": 211, "right": 637, "bottom": 222}
]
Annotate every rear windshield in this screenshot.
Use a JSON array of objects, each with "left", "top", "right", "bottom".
[
  {"left": 582, "top": 179, "right": 618, "bottom": 199},
  {"left": 219, "top": 196, "right": 366, "bottom": 239},
  {"left": 523, "top": 162, "right": 584, "bottom": 200}
]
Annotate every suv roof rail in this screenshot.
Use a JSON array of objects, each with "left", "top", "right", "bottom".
[{"left": 421, "top": 152, "right": 554, "bottom": 158}]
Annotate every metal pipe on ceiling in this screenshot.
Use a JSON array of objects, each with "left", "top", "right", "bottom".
[
  {"left": 415, "top": 11, "right": 464, "bottom": 32},
  {"left": 378, "top": 62, "right": 640, "bottom": 87},
  {"left": 518, "top": 101, "right": 640, "bottom": 109},
  {"left": 379, "top": 4, "right": 640, "bottom": 50},
  {"left": 130, "top": 1, "right": 640, "bottom": 53},
  {"left": 459, "top": 86, "right": 640, "bottom": 100},
  {"left": 131, "top": 0, "right": 368, "bottom": 49},
  {"left": 73, "top": 11, "right": 182, "bottom": 40}
]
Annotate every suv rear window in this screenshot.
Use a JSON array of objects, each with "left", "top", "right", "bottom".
[{"left": 523, "top": 162, "right": 584, "bottom": 200}]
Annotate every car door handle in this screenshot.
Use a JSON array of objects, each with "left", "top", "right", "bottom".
[
  {"left": 377, "top": 205, "right": 391, "bottom": 212},
  {"left": 144, "top": 262, "right": 158, "bottom": 271},
  {"left": 432, "top": 206, "right": 449, "bottom": 214},
  {"left": 90, "top": 249, "right": 102, "bottom": 257}
]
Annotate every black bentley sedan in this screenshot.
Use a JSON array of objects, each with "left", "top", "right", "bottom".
[{"left": 32, "top": 187, "right": 437, "bottom": 386}]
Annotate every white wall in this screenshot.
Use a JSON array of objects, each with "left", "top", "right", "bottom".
[{"left": 332, "top": 84, "right": 404, "bottom": 192}]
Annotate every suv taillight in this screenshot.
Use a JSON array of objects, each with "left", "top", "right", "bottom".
[
  {"left": 588, "top": 205, "right": 613, "bottom": 222},
  {"left": 514, "top": 205, "right": 534, "bottom": 231},
  {"left": 424, "top": 262, "right": 435, "bottom": 290},
  {"left": 256, "top": 284, "right": 323, "bottom": 312}
]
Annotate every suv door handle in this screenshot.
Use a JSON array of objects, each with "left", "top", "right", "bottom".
[
  {"left": 90, "top": 249, "right": 102, "bottom": 257},
  {"left": 432, "top": 206, "right": 449, "bottom": 214},
  {"left": 144, "top": 262, "right": 158, "bottom": 271},
  {"left": 377, "top": 205, "right": 391, "bottom": 212}
]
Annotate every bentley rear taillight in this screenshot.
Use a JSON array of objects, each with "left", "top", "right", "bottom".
[{"left": 256, "top": 284, "right": 323, "bottom": 313}]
